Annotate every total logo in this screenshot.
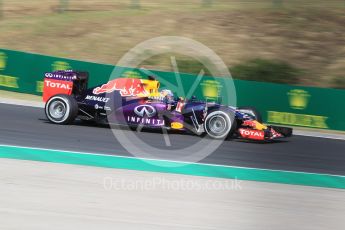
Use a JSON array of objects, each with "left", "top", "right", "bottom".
[
  {"left": 134, "top": 105, "right": 156, "bottom": 118},
  {"left": 239, "top": 129, "right": 264, "bottom": 138},
  {"left": 85, "top": 95, "right": 110, "bottom": 103},
  {"left": 45, "top": 80, "right": 72, "bottom": 90}
]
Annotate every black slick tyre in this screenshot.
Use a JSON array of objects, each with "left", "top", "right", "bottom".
[{"left": 45, "top": 94, "right": 78, "bottom": 125}]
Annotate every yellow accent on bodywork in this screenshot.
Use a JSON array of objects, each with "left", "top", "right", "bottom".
[
  {"left": 141, "top": 79, "right": 160, "bottom": 96},
  {"left": 254, "top": 121, "right": 267, "bottom": 130},
  {"left": 171, "top": 122, "right": 184, "bottom": 129}
]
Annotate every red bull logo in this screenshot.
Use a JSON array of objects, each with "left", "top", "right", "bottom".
[
  {"left": 242, "top": 120, "right": 267, "bottom": 131},
  {"left": 242, "top": 120, "right": 257, "bottom": 128},
  {"left": 93, "top": 78, "right": 147, "bottom": 96}
]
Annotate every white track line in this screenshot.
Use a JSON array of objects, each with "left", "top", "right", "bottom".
[
  {"left": 294, "top": 130, "right": 345, "bottom": 141},
  {"left": 0, "top": 98, "right": 44, "bottom": 108},
  {"left": 1, "top": 143, "right": 344, "bottom": 178}
]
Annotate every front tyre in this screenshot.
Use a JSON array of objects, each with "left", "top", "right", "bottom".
[
  {"left": 45, "top": 94, "right": 78, "bottom": 125},
  {"left": 204, "top": 110, "right": 235, "bottom": 139}
]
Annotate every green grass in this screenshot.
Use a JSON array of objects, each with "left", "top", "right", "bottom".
[
  {"left": 0, "top": 90, "right": 41, "bottom": 101},
  {"left": 0, "top": 1, "right": 345, "bottom": 88}
]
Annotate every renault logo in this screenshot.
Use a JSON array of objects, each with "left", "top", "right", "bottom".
[{"left": 134, "top": 105, "right": 156, "bottom": 117}]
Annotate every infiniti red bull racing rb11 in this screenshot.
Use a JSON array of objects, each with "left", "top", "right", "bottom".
[{"left": 42, "top": 70, "right": 292, "bottom": 141}]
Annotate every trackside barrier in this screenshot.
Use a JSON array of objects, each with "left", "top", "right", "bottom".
[{"left": 1, "top": 48, "right": 345, "bottom": 131}]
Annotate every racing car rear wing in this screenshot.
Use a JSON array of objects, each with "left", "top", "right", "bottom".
[{"left": 43, "top": 70, "right": 88, "bottom": 102}]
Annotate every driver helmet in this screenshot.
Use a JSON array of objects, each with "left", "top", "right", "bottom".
[{"left": 160, "top": 89, "right": 174, "bottom": 98}]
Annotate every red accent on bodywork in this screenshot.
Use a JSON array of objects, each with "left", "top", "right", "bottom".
[
  {"left": 238, "top": 128, "right": 265, "bottom": 141},
  {"left": 242, "top": 120, "right": 257, "bottom": 128},
  {"left": 270, "top": 128, "right": 283, "bottom": 138},
  {"left": 43, "top": 79, "right": 73, "bottom": 102},
  {"left": 175, "top": 101, "right": 185, "bottom": 113}
]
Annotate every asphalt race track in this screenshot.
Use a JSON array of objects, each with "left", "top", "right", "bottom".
[{"left": 1, "top": 103, "right": 345, "bottom": 175}]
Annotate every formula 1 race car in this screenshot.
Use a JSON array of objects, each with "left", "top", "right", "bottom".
[{"left": 43, "top": 70, "right": 292, "bottom": 141}]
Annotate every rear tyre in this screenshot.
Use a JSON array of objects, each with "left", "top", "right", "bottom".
[
  {"left": 45, "top": 94, "right": 78, "bottom": 125},
  {"left": 204, "top": 110, "right": 235, "bottom": 139},
  {"left": 237, "top": 106, "right": 263, "bottom": 123}
]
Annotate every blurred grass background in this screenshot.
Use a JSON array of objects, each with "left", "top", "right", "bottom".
[{"left": 0, "top": 0, "right": 344, "bottom": 88}]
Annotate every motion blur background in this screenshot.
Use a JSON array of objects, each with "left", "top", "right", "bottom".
[{"left": 0, "top": 0, "right": 344, "bottom": 88}]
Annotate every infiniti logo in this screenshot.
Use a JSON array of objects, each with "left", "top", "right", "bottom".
[
  {"left": 45, "top": 73, "right": 53, "bottom": 78},
  {"left": 134, "top": 105, "right": 156, "bottom": 118}
]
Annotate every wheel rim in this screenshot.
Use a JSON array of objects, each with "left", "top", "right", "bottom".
[
  {"left": 49, "top": 100, "right": 67, "bottom": 120},
  {"left": 208, "top": 115, "right": 228, "bottom": 136}
]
